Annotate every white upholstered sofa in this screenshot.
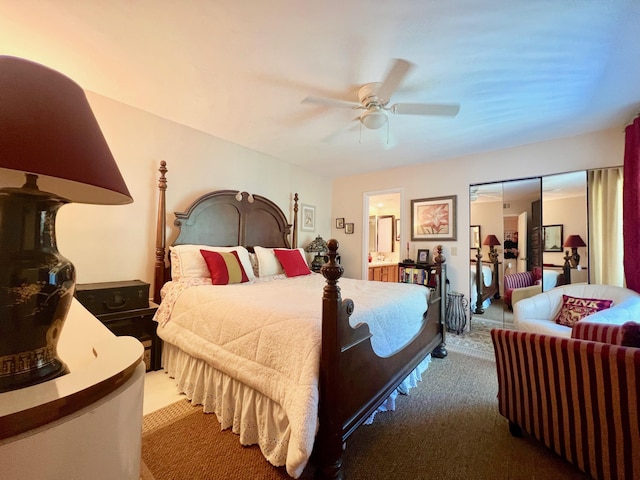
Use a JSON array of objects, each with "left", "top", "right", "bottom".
[{"left": 513, "top": 283, "right": 640, "bottom": 338}]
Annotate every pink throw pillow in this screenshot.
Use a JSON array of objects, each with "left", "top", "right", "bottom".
[{"left": 554, "top": 295, "right": 612, "bottom": 328}]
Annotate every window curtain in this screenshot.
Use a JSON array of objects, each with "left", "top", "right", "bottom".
[
  {"left": 624, "top": 115, "right": 640, "bottom": 292},
  {"left": 588, "top": 167, "right": 624, "bottom": 286}
]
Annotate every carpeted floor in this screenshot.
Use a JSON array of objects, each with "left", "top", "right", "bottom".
[
  {"left": 445, "top": 298, "right": 513, "bottom": 361},
  {"left": 141, "top": 349, "right": 589, "bottom": 480}
]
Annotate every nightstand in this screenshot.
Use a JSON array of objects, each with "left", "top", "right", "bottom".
[{"left": 94, "top": 302, "right": 161, "bottom": 371}]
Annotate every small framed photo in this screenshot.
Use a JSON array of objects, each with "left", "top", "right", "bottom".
[
  {"left": 336, "top": 217, "right": 345, "bottom": 229},
  {"left": 345, "top": 223, "right": 354, "bottom": 234},
  {"left": 301, "top": 204, "right": 315, "bottom": 232},
  {"left": 417, "top": 249, "right": 430, "bottom": 264}
]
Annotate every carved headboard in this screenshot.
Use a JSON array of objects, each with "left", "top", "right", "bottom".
[{"left": 153, "top": 161, "right": 299, "bottom": 303}]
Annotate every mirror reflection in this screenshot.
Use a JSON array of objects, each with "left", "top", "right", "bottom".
[{"left": 469, "top": 166, "right": 623, "bottom": 329}]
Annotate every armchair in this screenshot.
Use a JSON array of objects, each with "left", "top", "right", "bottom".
[
  {"left": 491, "top": 322, "right": 640, "bottom": 480},
  {"left": 513, "top": 283, "right": 640, "bottom": 337},
  {"left": 503, "top": 270, "right": 538, "bottom": 309}
]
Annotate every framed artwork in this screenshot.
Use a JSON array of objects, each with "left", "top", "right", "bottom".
[
  {"left": 417, "top": 249, "right": 430, "bottom": 264},
  {"left": 543, "top": 224, "right": 563, "bottom": 252},
  {"left": 395, "top": 218, "right": 401, "bottom": 241},
  {"left": 411, "top": 195, "right": 457, "bottom": 241},
  {"left": 301, "top": 204, "right": 315, "bottom": 232},
  {"left": 336, "top": 217, "right": 345, "bottom": 229},
  {"left": 345, "top": 223, "right": 354, "bottom": 234},
  {"left": 470, "top": 225, "right": 481, "bottom": 249}
]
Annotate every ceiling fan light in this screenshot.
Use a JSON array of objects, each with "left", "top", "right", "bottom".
[{"left": 361, "top": 109, "right": 388, "bottom": 130}]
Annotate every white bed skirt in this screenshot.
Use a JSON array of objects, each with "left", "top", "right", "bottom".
[{"left": 162, "top": 342, "right": 431, "bottom": 478}]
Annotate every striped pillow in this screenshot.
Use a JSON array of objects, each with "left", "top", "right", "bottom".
[
  {"left": 200, "top": 250, "right": 249, "bottom": 285},
  {"left": 554, "top": 294, "right": 612, "bottom": 328}
]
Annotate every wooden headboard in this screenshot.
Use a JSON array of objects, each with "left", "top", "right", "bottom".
[{"left": 153, "top": 161, "right": 299, "bottom": 302}]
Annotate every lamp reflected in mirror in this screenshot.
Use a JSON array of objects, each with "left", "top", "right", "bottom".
[
  {"left": 483, "top": 234, "right": 501, "bottom": 263},
  {"left": 564, "top": 234, "right": 586, "bottom": 268}
]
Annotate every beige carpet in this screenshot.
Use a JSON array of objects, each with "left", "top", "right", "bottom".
[{"left": 141, "top": 350, "right": 589, "bottom": 480}]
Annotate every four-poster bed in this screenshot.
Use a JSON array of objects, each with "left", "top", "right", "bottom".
[{"left": 151, "top": 161, "right": 447, "bottom": 479}]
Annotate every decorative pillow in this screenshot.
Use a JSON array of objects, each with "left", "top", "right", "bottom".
[
  {"left": 274, "top": 248, "right": 311, "bottom": 277},
  {"left": 200, "top": 250, "right": 249, "bottom": 285},
  {"left": 554, "top": 295, "right": 613, "bottom": 328},
  {"left": 170, "top": 245, "right": 255, "bottom": 281},
  {"left": 254, "top": 246, "right": 307, "bottom": 277},
  {"left": 620, "top": 321, "right": 640, "bottom": 348}
]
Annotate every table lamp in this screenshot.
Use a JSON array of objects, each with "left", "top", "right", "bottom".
[
  {"left": 563, "top": 235, "right": 586, "bottom": 268},
  {"left": 483, "top": 234, "right": 501, "bottom": 263},
  {"left": 305, "top": 235, "right": 328, "bottom": 271},
  {"left": 0, "top": 56, "right": 132, "bottom": 392}
]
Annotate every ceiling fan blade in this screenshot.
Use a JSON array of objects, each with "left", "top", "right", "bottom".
[
  {"left": 376, "top": 59, "right": 413, "bottom": 103},
  {"left": 301, "top": 95, "right": 361, "bottom": 109},
  {"left": 390, "top": 103, "right": 460, "bottom": 117}
]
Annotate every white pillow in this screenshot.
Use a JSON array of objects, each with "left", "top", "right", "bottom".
[
  {"left": 254, "top": 246, "right": 307, "bottom": 277},
  {"left": 170, "top": 244, "right": 255, "bottom": 281}
]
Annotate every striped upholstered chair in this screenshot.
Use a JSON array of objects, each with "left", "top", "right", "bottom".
[
  {"left": 491, "top": 322, "right": 640, "bottom": 480},
  {"left": 503, "top": 270, "right": 538, "bottom": 309}
]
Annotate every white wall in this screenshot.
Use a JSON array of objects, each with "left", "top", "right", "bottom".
[
  {"left": 55, "top": 93, "right": 332, "bottom": 287},
  {"left": 331, "top": 127, "right": 625, "bottom": 297}
]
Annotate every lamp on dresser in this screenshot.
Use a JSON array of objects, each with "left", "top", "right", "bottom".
[
  {"left": 483, "top": 234, "right": 501, "bottom": 263},
  {"left": 0, "top": 56, "right": 132, "bottom": 392},
  {"left": 563, "top": 234, "right": 586, "bottom": 268},
  {"left": 305, "top": 235, "right": 328, "bottom": 272}
]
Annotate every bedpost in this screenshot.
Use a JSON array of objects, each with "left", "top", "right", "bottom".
[
  {"left": 153, "top": 161, "right": 168, "bottom": 305},
  {"left": 474, "top": 248, "right": 484, "bottom": 314},
  {"left": 292, "top": 193, "right": 299, "bottom": 248},
  {"left": 316, "top": 239, "right": 347, "bottom": 480}
]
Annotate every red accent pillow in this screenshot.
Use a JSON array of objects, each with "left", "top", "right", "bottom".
[
  {"left": 554, "top": 295, "right": 613, "bottom": 328},
  {"left": 200, "top": 250, "right": 249, "bottom": 285},
  {"left": 274, "top": 248, "right": 311, "bottom": 277}
]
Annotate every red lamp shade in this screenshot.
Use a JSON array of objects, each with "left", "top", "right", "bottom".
[
  {"left": 564, "top": 235, "right": 586, "bottom": 248},
  {"left": 0, "top": 55, "right": 132, "bottom": 204},
  {"left": 483, "top": 234, "right": 501, "bottom": 247},
  {"left": 0, "top": 56, "right": 132, "bottom": 392}
]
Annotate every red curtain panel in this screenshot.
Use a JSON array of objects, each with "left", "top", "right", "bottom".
[{"left": 624, "top": 116, "right": 640, "bottom": 292}]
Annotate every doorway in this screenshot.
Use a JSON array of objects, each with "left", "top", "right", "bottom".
[{"left": 362, "top": 189, "right": 402, "bottom": 280}]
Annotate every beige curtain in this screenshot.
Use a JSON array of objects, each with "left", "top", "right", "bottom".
[{"left": 588, "top": 167, "right": 624, "bottom": 285}]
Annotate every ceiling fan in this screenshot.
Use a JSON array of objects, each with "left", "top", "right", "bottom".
[{"left": 301, "top": 58, "right": 460, "bottom": 130}]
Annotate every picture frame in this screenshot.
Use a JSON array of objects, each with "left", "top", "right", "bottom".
[
  {"left": 417, "top": 248, "right": 430, "bottom": 264},
  {"left": 470, "top": 225, "right": 481, "bottom": 249},
  {"left": 395, "top": 218, "right": 401, "bottom": 241},
  {"left": 301, "top": 204, "right": 315, "bottom": 232},
  {"left": 543, "top": 224, "right": 563, "bottom": 252},
  {"left": 336, "top": 217, "right": 345, "bottom": 229},
  {"left": 411, "top": 195, "right": 457, "bottom": 241},
  {"left": 345, "top": 223, "right": 354, "bottom": 234}
]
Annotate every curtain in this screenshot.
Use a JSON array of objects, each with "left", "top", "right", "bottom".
[
  {"left": 589, "top": 167, "right": 624, "bottom": 286},
  {"left": 624, "top": 116, "right": 640, "bottom": 292}
]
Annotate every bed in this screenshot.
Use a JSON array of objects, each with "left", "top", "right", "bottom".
[
  {"left": 152, "top": 161, "right": 447, "bottom": 479},
  {"left": 470, "top": 252, "right": 500, "bottom": 314}
]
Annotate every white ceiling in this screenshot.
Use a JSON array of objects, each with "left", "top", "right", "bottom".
[{"left": 2, "top": 1, "right": 640, "bottom": 178}]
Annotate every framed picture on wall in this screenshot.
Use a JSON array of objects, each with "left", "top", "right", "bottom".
[
  {"left": 345, "top": 223, "right": 354, "bottom": 234},
  {"left": 470, "top": 225, "right": 481, "bottom": 249},
  {"left": 301, "top": 204, "right": 315, "bottom": 232},
  {"left": 411, "top": 195, "right": 457, "bottom": 241},
  {"left": 543, "top": 224, "right": 563, "bottom": 252},
  {"left": 336, "top": 217, "right": 345, "bottom": 229}
]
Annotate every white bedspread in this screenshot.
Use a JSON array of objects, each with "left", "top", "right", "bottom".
[{"left": 156, "top": 273, "right": 430, "bottom": 478}]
